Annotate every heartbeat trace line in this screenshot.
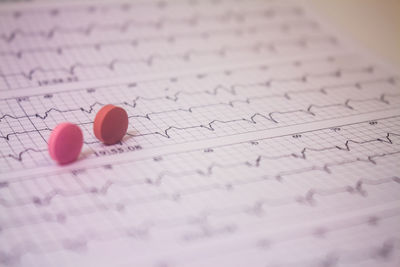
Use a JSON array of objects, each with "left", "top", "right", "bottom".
[
  {"left": 2, "top": 115, "right": 399, "bottom": 182},
  {"left": 130, "top": 94, "right": 398, "bottom": 139},
  {"left": 0, "top": 35, "right": 338, "bottom": 82},
  {"left": 0, "top": 7, "right": 302, "bottom": 43},
  {"left": 0, "top": 66, "right": 381, "bottom": 123},
  {"left": 0, "top": 0, "right": 284, "bottom": 18},
  {"left": 1, "top": 176, "right": 399, "bottom": 266},
  {"left": 1, "top": 118, "right": 399, "bottom": 230},
  {"left": 40, "top": 138, "right": 400, "bottom": 200},
  {"left": 1, "top": 93, "right": 399, "bottom": 162},
  {"left": 1, "top": 175, "right": 399, "bottom": 245},
  {"left": 1, "top": 91, "right": 398, "bottom": 163},
  {"left": 2, "top": 130, "right": 399, "bottom": 209},
  {"left": 122, "top": 75, "right": 394, "bottom": 109},
  {"left": 2, "top": 159, "right": 400, "bottom": 211},
  {"left": 0, "top": 20, "right": 318, "bottom": 59},
  {"left": 0, "top": 53, "right": 350, "bottom": 96},
  {"left": 125, "top": 92, "right": 394, "bottom": 122}
]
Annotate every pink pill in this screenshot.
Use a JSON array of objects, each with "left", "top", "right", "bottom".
[{"left": 48, "top": 122, "right": 83, "bottom": 165}]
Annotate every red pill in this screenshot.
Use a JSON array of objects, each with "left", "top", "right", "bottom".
[
  {"left": 48, "top": 122, "right": 83, "bottom": 165},
  {"left": 93, "top": 104, "right": 129, "bottom": 145}
]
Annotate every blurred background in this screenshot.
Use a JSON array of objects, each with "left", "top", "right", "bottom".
[{"left": 309, "top": 0, "right": 400, "bottom": 68}]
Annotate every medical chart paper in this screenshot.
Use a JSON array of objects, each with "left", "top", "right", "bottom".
[{"left": 0, "top": 0, "right": 399, "bottom": 266}]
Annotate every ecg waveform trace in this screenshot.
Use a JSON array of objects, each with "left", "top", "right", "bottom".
[
  {"left": 1, "top": 116, "right": 400, "bottom": 266},
  {"left": 0, "top": 1, "right": 335, "bottom": 91},
  {"left": 1, "top": 56, "right": 399, "bottom": 172},
  {"left": 1, "top": 0, "right": 400, "bottom": 267}
]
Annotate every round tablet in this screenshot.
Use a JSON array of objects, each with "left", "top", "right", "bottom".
[
  {"left": 93, "top": 104, "right": 129, "bottom": 145},
  {"left": 48, "top": 123, "right": 83, "bottom": 165}
]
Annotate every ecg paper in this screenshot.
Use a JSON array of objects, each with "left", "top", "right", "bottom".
[{"left": 0, "top": 0, "right": 399, "bottom": 266}]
